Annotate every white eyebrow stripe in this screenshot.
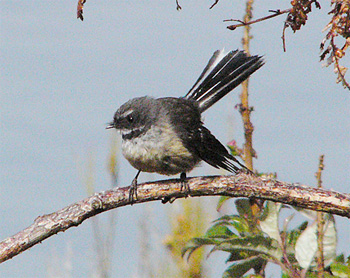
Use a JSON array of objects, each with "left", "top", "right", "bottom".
[
  {"left": 121, "top": 109, "right": 134, "bottom": 118},
  {"left": 119, "top": 126, "right": 145, "bottom": 137}
]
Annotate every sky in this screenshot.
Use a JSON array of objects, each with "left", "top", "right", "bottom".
[{"left": 1, "top": 0, "right": 349, "bottom": 277}]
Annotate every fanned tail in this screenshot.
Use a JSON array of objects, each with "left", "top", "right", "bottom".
[{"left": 184, "top": 49, "right": 264, "bottom": 113}]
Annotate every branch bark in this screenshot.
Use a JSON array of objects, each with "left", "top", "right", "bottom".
[{"left": 1, "top": 173, "right": 349, "bottom": 264}]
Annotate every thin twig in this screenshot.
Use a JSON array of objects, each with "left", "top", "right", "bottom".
[
  {"left": 315, "top": 155, "right": 325, "bottom": 278},
  {"left": 240, "top": 0, "right": 255, "bottom": 171},
  {"left": 239, "top": 0, "right": 266, "bottom": 223},
  {"left": 315, "top": 155, "right": 324, "bottom": 188},
  {"left": 282, "top": 23, "right": 288, "bottom": 52},
  {"left": 280, "top": 226, "right": 301, "bottom": 277},
  {"left": 226, "top": 9, "right": 291, "bottom": 30},
  {"left": 209, "top": 0, "right": 219, "bottom": 9},
  {"left": 1, "top": 173, "right": 350, "bottom": 264},
  {"left": 176, "top": 0, "right": 182, "bottom": 11}
]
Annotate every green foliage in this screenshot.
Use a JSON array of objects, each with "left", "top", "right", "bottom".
[
  {"left": 183, "top": 199, "right": 280, "bottom": 277},
  {"left": 329, "top": 254, "right": 350, "bottom": 277},
  {"left": 217, "top": 196, "right": 231, "bottom": 211},
  {"left": 222, "top": 257, "right": 265, "bottom": 278},
  {"left": 183, "top": 199, "right": 345, "bottom": 278},
  {"left": 165, "top": 199, "right": 206, "bottom": 277}
]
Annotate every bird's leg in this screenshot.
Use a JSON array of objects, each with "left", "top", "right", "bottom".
[
  {"left": 129, "top": 170, "right": 141, "bottom": 203},
  {"left": 162, "top": 172, "right": 188, "bottom": 204},
  {"left": 180, "top": 172, "right": 190, "bottom": 195}
]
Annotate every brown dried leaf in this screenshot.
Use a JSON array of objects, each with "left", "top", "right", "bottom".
[{"left": 77, "top": 0, "right": 86, "bottom": 21}]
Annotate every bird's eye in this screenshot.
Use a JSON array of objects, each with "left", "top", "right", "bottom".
[{"left": 126, "top": 114, "right": 133, "bottom": 123}]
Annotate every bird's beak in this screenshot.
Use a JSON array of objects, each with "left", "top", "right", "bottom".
[{"left": 106, "top": 122, "right": 115, "bottom": 129}]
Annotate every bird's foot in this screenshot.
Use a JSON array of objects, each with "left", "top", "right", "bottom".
[
  {"left": 128, "top": 178, "right": 138, "bottom": 204},
  {"left": 129, "top": 170, "right": 141, "bottom": 204},
  {"left": 180, "top": 172, "right": 190, "bottom": 196}
]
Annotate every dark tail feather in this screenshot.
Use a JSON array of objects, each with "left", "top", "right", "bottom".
[{"left": 184, "top": 49, "right": 264, "bottom": 113}]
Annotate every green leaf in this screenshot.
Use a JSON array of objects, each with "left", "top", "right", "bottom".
[
  {"left": 226, "top": 249, "right": 256, "bottom": 262},
  {"left": 304, "top": 272, "right": 334, "bottom": 278},
  {"left": 303, "top": 273, "right": 318, "bottom": 278},
  {"left": 334, "top": 254, "right": 345, "bottom": 263},
  {"left": 286, "top": 220, "right": 308, "bottom": 247},
  {"left": 259, "top": 201, "right": 282, "bottom": 243},
  {"left": 217, "top": 196, "right": 231, "bottom": 211},
  {"left": 295, "top": 214, "right": 337, "bottom": 269},
  {"left": 322, "top": 215, "right": 338, "bottom": 265},
  {"left": 331, "top": 263, "right": 350, "bottom": 277},
  {"left": 235, "top": 199, "right": 253, "bottom": 219},
  {"left": 214, "top": 214, "right": 241, "bottom": 223},
  {"left": 212, "top": 235, "right": 282, "bottom": 261},
  {"left": 227, "top": 143, "right": 240, "bottom": 156},
  {"left": 223, "top": 256, "right": 264, "bottom": 278},
  {"left": 182, "top": 237, "right": 220, "bottom": 259},
  {"left": 230, "top": 217, "right": 251, "bottom": 235},
  {"left": 295, "top": 225, "right": 316, "bottom": 269},
  {"left": 214, "top": 215, "right": 250, "bottom": 234},
  {"left": 205, "top": 223, "right": 236, "bottom": 238}
]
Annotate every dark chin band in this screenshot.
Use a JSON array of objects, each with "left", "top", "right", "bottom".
[{"left": 122, "top": 126, "right": 148, "bottom": 140}]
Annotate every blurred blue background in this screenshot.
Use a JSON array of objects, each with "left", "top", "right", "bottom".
[{"left": 1, "top": 0, "right": 349, "bottom": 277}]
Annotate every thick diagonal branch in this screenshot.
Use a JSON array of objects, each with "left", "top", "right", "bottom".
[{"left": 1, "top": 173, "right": 349, "bottom": 263}]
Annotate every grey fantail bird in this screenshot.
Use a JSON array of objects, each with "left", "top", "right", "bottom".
[{"left": 107, "top": 49, "right": 264, "bottom": 202}]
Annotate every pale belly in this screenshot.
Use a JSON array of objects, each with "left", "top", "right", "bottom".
[{"left": 121, "top": 125, "right": 200, "bottom": 175}]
